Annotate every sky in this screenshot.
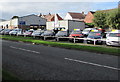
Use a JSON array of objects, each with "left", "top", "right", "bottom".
[{"left": 0, "top": 0, "right": 119, "bottom": 20}]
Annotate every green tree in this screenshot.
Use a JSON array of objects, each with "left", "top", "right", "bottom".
[
  {"left": 93, "top": 11, "right": 107, "bottom": 29},
  {"left": 106, "top": 8, "right": 120, "bottom": 30},
  {"left": 85, "top": 23, "right": 94, "bottom": 28}
]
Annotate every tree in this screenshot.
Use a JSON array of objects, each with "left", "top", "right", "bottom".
[
  {"left": 85, "top": 23, "right": 94, "bottom": 28},
  {"left": 11, "top": 16, "right": 19, "bottom": 19},
  {"left": 93, "top": 11, "right": 107, "bottom": 29},
  {"left": 106, "top": 8, "right": 120, "bottom": 30}
]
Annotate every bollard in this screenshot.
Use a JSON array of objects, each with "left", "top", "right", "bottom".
[
  {"left": 33, "top": 35, "right": 35, "bottom": 38},
  {"left": 94, "top": 39, "right": 96, "bottom": 45},
  {"left": 44, "top": 36, "right": 46, "bottom": 40},
  {"left": 57, "top": 37, "right": 59, "bottom": 41},
  {"left": 24, "top": 35, "right": 26, "bottom": 37},
  {"left": 74, "top": 38, "right": 76, "bottom": 43}
]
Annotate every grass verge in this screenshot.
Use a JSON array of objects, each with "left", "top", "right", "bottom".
[
  {"left": 2, "top": 69, "right": 19, "bottom": 80},
  {"left": 0, "top": 35, "right": 119, "bottom": 56}
]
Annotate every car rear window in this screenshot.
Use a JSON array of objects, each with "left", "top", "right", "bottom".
[
  {"left": 71, "top": 31, "right": 82, "bottom": 34},
  {"left": 89, "top": 32, "right": 102, "bottom": 36}
]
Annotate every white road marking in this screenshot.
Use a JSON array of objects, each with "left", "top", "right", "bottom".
[
  {"left": 10, "top": 46, "right": 40, "bottom": 54},
  {"left": 64, "top": 58, "right": 120, "bottom": 71}
]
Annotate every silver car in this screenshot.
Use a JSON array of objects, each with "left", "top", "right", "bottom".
[
  {"left": 31, "top": 30, "right": 44, "bottom": 37},
  {"left": 9, "top": 29, "right": 22, "bottom": 35}
]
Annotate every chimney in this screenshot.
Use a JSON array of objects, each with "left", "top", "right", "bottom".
[
  {"left": 39, "top": 13, "right": 42, "bottom": 17},
  {"left": 82, "top": 12, "right": 84, "bottom": 14},
  {"left": 49, "top": 13, "right": 51, "bottom": 15}
]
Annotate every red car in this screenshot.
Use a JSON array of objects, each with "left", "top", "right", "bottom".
[{"left": 69, "top": 30, "right": 84, "bottom": 42}]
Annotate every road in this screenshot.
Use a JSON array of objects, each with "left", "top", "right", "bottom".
[{"left": 2, "top": 40, "right": 119, "bottom": 80}]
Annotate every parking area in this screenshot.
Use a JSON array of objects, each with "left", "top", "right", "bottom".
[{"left": 0, "top": 28, "right": 120, "bottom": 47}]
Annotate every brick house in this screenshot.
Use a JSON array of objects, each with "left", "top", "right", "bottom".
[
  {"left": 64, "top": 12, "right": 85, "bottom": 21},
  {"left": 84, "top": 11, "right": 95, "bottom": 23}
]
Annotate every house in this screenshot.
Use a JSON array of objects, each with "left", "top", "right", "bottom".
[
  {"left": 0, "top": 14, "right": 46, "bottom": 30},
  {"left": 84, "top": 11, "right": 95, "bottom": 23},
  {"left": 46, "top": 12, "right": 86, "bottom": 33},
  {"left": 64, "top": 12, "right": 85, "bottom": 21},
  {"left": 46, "top": 20, "right": 85, "bottom": 34},
  {"left": 39, "top": 13, "right": 63, "bottom": 22}
]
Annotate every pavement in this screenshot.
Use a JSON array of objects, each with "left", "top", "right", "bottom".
[{"left": 2, "top": 40, "right": 119, "bottom": 80}]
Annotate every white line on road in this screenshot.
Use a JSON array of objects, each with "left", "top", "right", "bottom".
[
  {"left": 10, "top": 46, "right": 40, "bottom": 54},
  {"left": 64, "top": 57, "right": 120, "bottom": 71}
]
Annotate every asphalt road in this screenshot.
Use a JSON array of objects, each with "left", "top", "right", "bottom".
[{"left": 2, "top": 40, "right": 119, "bottom": 80}]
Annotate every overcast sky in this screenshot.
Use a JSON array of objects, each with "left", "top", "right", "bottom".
[{"left": 0, "top": 0, "right": 119, "bottom": 20}]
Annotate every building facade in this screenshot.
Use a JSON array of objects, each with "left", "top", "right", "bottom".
[
  {"left": 0, "top": 14, "right": 46, "bottom": 30},
  {"left": 84, "top": 11, "right": 95, "bottom": 23},
  {"left": 46, "top": 20, "right": 85, "bottom": 33}
]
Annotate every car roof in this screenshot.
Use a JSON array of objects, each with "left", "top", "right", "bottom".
[{"left": 110, "top": 30, "right": 120, "bottom": 33}]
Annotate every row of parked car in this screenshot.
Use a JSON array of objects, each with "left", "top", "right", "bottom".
[{"left": 0, "top": 28, "right": 120, "bottom": 46}]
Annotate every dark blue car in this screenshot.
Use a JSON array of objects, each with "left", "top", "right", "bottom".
[{"left": 86, "top": 31, "right": 104, "bottom": 44}]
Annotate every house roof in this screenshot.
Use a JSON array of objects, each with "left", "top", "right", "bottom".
[
  {"left": 68, "top": 12, "right": 85, "bottom": 19},
  {"left": 39, "top": 13, "right": 63, "bottom": 21},
  {"left": 44, "top": 14, "right": 54, "bottom": 21}
]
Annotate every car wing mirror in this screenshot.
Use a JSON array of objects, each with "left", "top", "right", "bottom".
[{"left": 106, "top": 34, "right": 109, "bottom": 37}]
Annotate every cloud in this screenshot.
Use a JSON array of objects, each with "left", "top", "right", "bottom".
[
  {"left": 0, "top": 2, "right": 118, "bottom": 20},
  {"left": 0, "top": 0, "right": 119, "bottom": 2},
  {"left": 0, "top": 2, "right": 93, "bottom": 19}
]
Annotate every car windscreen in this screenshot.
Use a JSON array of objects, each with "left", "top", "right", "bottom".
[
  {"left": 12, "top": 29, "right": 18, "bottom": 31},
  {"left": 44, "top": 31, "right": 53, "bottom": 34},
  {"left": 109, "top": 33, "right": 120, "bottom": 37},
  {"left": 0, "top": 29, "right": 3, "bottom": 31},
  {"left": 56, "top": 31, "right": 67, "bottom": 35},
  {"left": 82, "top": 29, "right": 90, "bottom": 32},
  {"left": 71, "top": 31, "right": 82, "bottom": 34},
  {"left": 34, "top": 30, "right": 44, "bottom": 33}
]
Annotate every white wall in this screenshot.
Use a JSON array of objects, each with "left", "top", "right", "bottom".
[
  {"left": 11, "top": 18, "right": 18, "bottom": 27},
  {"left": 0, "top": 20, "right": 10, "bottom": 28},
  {"left": 0, "top": 18, "right": 18, "bottom": 29},
  {"left": 46, "top": 21, "right": 55, "bottom": 30},
  {"left": 46, "top": 20, "right": 85, "bottom": 31},
  {"left": 64, "top": 13, "right": 72, "bottom": 20},
  {"left": 59, "top": 20, "right": 68, "bottom": 30},
  {"left": 46, "top": 20, "right": 68, "bottom": 30}
]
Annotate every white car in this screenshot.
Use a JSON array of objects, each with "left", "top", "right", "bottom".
[
  {"left": 106, "top": 30, "right": 120, "bottom": 46},
  {"left": 9, "top": 29, "right": 22, "bottom": 35}
]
